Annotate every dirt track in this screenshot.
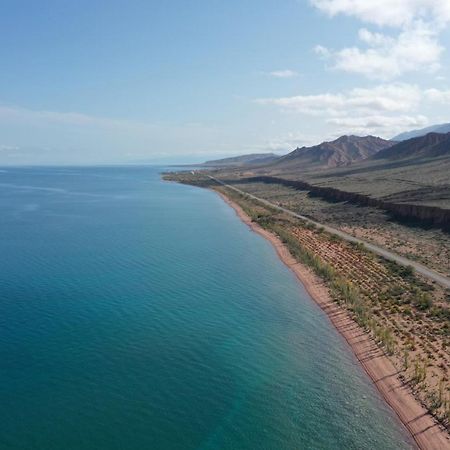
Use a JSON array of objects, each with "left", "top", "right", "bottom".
[{"left": 209, "top": 175, "right": 450, "bottom": 289}]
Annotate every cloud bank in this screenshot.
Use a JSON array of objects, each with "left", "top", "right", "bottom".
[
  {"left": 257, "top": 84, "right": 450, "bottom": 136},
  {"left": 311, "top": 0, "right": 450, "bottom": 79}
]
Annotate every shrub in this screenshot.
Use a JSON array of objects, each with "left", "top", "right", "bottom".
[
  {"left": 430, "top": 306, "right": 450, "bottom": 321},
  {"left": 413, "top": 292, "right": 433, "bottom": 311},
  {"left": 413, "top": 359, "right": 427, "bottom": 384},
  {"left": 403, "top": 349, "right": 409, "bottom": 370},
  {"left": 331, "top": 279, "right": 359, "bottom": 305}
]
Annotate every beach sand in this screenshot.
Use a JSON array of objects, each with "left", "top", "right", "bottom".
[{"left": 217, "top": 190, "right": 450, "bottom": 450}]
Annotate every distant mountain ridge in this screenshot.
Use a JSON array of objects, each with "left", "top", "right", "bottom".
[
  {"left": 393, "top": 123, "right": 450, "bottom": 141},
  {"left": 203, "top": 132, "right": 450, "bottom": 173},
  {"left": 270, "top": 135, "right": 394, "bottom": 170},
  {"left": 375, "top": 132, "right": 450, "bottom": 160},
  {"left": 202, "top": 153, "right": 279, "bottom": 167}
]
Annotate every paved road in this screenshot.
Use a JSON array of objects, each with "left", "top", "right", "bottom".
[{"left": 208, "top": 175, "right": 450, "bottom": 289}]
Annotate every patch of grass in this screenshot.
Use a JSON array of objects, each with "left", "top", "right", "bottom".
[{"left": 412, "top": 292, "right": 433, "bottom": 311}]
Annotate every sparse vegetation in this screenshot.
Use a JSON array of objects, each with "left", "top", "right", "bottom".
[
  {"left": 214, "top": 178, "right": 450, "bottom": 278},
  {"left": 167, "top": 171, "right": 450, "bottom": 430}
]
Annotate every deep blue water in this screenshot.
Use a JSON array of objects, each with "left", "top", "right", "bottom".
[{"left": 0, "top": 166, "right": 413, "bottom": 449}]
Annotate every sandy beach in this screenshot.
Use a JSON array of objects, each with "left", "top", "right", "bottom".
[{"left": 217, "top": 191, "right": 450, "bottom": 450}]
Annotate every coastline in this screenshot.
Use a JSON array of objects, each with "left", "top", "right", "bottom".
[{"left": 216, "top": 190, "right": 450, "bottom": 450}]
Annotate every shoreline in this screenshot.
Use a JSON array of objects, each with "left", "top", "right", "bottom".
[{"left": 216, "top": 190, "right": 450, "bottom": 450}]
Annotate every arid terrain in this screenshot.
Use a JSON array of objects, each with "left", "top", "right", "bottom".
[
  {"left": 198, "top": 132, "right": 450, "bottom": 275},
  {"left": 165, "top": 166, "right": 450, "bottom": 439},
  {"left": 166, "top": 131, "right": 450, "bottom": 446},
  {"left": 206, "top": 179, "right": 450, "bottom": 278}
]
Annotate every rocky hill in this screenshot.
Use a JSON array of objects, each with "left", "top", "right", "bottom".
[
  {"left": 270, "top": 135, "right": 394, "bottom": 170},
  {"left": 375, "top": 132, "right": 450, "bottom": 160}
]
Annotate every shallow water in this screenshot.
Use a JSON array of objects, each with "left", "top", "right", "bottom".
[{"left": 0, "top": 166, "right": 413, "bottom": 449}]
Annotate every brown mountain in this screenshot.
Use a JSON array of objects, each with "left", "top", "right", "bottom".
[
  {"left": 374, "top": 132, "right": 450, "bottom": 160},
  {"left": 270, "top": 135, "right": 394, "bottom": 170}
]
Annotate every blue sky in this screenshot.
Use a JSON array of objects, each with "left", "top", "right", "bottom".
[{"left": 1, "top": 0, "right": 450, "bottom": 164}]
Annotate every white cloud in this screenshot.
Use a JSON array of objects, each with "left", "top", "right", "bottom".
[
  {"left": 347, "top": 84, "right": 423, "bottom": 111},
  {"left": 310, "top": 0, "right": 450, "bottom": 28},
  {"left": 327, "top": 114, "right": 428, "bottom": 134},
  {"left": 267, "top": 69, "right": 299, "bottom": 78},
  {"left": 324, "top": 23, "right": 442, "bottom": 80},
  {"left": 327, "top": 115, "right": 429, "bottom": 138},
  {"left": 256, "top": 83, "right": 450, "bottom": 137},
  {"left": 248, "top": 132, "right": 325, "bottom": 154},
  {"left": 257, "top": 92, "right": 345, "bottom": 115},
  {"left": 310, "top": 1, "right": 450, "bottom": 79},
  {"left": 314, "top": 45, "right": 331, "bottom": 58},
  {"left": 358, "top": 29, "right": 391, "bottom": 46},
  {"left": 424, "top": 88, "right": 450, "bottom": 103},
  {"left": 266, "top": 132, "right": 321, "bottom": 150},
  {"left": 256, "top": 83, "right": 421, "bottom": 115}
]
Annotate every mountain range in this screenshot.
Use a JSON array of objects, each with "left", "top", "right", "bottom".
[
  {"left": 392, "top": 123, "right": 450, "bottom": 141},
  {"left": 200, "top": 129, "right": 450, "bottom": 214},
  {"left": 202, "top": 153, "right": 278, "bottom": 167},
  {"left": 375, "top": 132, "right": 450, "bottom": 160},
  {"left": 203, "top": 136, "right": 394, "bottom": 169},
  {"left": 202, "top": 126, "right": 450, "bottom": 173},
  {"left": 268, "top": 135, "right": 393, "bottom": 170}
]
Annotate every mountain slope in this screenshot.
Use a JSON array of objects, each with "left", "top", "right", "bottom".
[
  {"left": 270, "top": 135, "right": 394, "bottom": 170},
  {"left": 393, "top": 123, "right": 450, "bottom": 141},
  {"left": 374, "top": 132, "right": 450, "bottom": 160},
  {"left": 203, "top": 153, "right": 279, "bottom": 167}
]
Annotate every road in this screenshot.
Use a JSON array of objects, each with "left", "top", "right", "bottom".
[{"left": 208, "top": 175, "right": 450, "bottom": 289}]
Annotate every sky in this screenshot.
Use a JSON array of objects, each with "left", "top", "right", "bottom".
[{"left": 1, "top": 0, "right": 450, "bottom": 164}]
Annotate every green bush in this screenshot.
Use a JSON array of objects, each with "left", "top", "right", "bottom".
[
  {"left": 430, "top": 306, "right": 450, "bottom": 321},
  {"left": 413, "top": 292, "right": 433, "bottom": 311}
]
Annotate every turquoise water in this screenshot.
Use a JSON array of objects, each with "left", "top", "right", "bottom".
[{"left": 0, "top": 166, "right": 413, "bottom": 449}]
